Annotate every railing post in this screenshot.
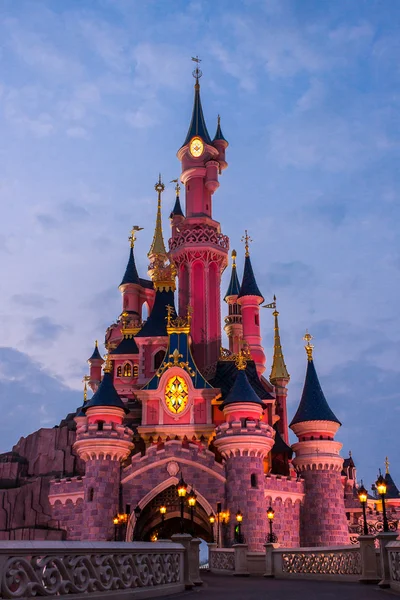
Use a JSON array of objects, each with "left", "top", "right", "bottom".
[
  {"left": 358, "top": 535, "right": 380, "bottom": 584},
  {"left": 232, "top": 543, "right": 249, "bottom": 577},
  {"left": 171, "top": 533, "right": 194, "bottom": 589},
  {"left": 264, "top": 542, "right": 277, "bottom": 578},
  {"left": 189, "top": 537, "right": 203, "bottom": 586},
  {"left": 377, "top": 531, "right": 398, "bottom": 588},
  {"left": 207, "top": 542, "right": 217, "bottom": 571}
]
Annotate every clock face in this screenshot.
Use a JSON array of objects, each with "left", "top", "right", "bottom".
[
  {"left": 165, "top": 375, "right": 189, "bottom": 414},
  {"left": 190, "top": 137, "right": 204, "bottom": 158}
]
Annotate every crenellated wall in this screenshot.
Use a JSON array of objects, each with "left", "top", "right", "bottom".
[{"left": 265, "top": 473, "right": 304, "bottom": 547}]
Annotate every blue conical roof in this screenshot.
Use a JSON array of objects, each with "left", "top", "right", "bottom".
[
  {"left": 170, "top": 194, "right": 184, "bottom": 218},
  {"left": 136, "top": 289, "right": 177, "bottom": 337},
  {"left": 213, "top": 118, "right": 228, "bottom": 143},
  {"left": 290, "top": 359, "right": 340, "bottom": 426},
  {"left": 113, "top": 336, "right": 139, "bottom": 355},
  {"left": 238, "top": 255, "right": 264, "bottom": 301},
  {"left": 88, "top": 342, "right": 102, "bottom": 362},
  {"left": 120, "top": 247, "right": 140, "bottom": 286},
  {"left": 182, "top": 83, "right": 212, "bottom": 147},
  {"left": 224, "top": 263, "right": 240, "bottom": 300},
  {"left": 83, "top": 372, "right": 127, "bottom": 412},
  {"left": 221, "top": 369, "right": 266, "bottom": 409},
  {"left": 385, "top": 473, "right": 400, "bottom": 499}
]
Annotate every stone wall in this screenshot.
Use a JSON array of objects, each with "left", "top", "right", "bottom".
[
  {"left": 52, "top": 498, "right": 84, "bottom": 540},
  {"left": 81, "top": 459, "right": 120, "bottom": 541},
  {"left": 264, "top": 473, "right": 304, "bottom": 548}
]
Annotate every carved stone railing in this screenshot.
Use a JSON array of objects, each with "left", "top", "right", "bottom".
[
  {"left": 209, "top": 548, "right": 235, "bottom": 573},
  {"left": 387, "top": 540, "right": 400, "bottom": 592},
  {"left": 271, "top": 546, "right": 362, "bottom": 581},
  {"left": 0, "top": 541, "right": 184, "bottom": 598},
  {"left": 169, "top": 226, "right": 229, "bottom": 252}
]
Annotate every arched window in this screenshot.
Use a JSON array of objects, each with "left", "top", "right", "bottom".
[
  {"left": 141, "top": 301, "right": 149, "bottom": 321},
  {"left": 123, "top": 363, "right": 132, "bottom": 377},
  {"left": 88, "top": 488, "right": 94, "bottom": 502},
  {"left": 117, "top": 365, "right": 122, "bottom": 377},
  {"left": 250, "top": 474, "right": 258, "bottom": 488},
  {"left": 154, "top": 349, "right": 165, "bottom": 370}
]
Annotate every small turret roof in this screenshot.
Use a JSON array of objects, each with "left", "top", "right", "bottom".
[
  {"left": 220, "top": 369, "right": 266, "bottom": 409},
  {"left": 136, "top": 289, "right": 176, "bottom": 337},
  {"left": 120, "top": 247, "right": 140, "bottom": 286},
  {"left": 272, "top": 424, "right": 293, "bottom": 458},
  {"left": 88, "top": 341, "right": 102, "bottom": 362},
  {"left": 113, "top": 336, "right": 139, "bottom": 355},
  {"left": 83, "top": 371, "right": 127, "bottom": 412},
  {"left": 224, "top": 251, "right": 240, "bottom": 300},
  {"left": 182, "top": 82, "right": 212, "bottom": 147},
  {"left": 170, "top": 194, "right": 184, "bottom": 218},
  {"left": 213, "top": 115, "right": 228, "bottom": 143},
  {"left": 290, "top": 359, "right": 341, "bottom": 426},
  {"left": 210, "top": 359, "right": 273, "bottom": 401},
  {"left": 238, "top": 255, "right": 264, "bottom": 301}
]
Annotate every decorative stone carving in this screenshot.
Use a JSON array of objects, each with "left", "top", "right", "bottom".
[
  {"left": 209, "top": 549, "right": 235, "bottom": 571},
  {"left": 282, "top": 549, "right": 362, "bottom": 575},
  {"left": 167, "top": 461, "right": 180, "bottom": 477}
]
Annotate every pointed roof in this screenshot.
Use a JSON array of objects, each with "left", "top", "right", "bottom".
[
  {"left": 385, "top": 473, "right": 400, "bottom": 499},
  {"left": 213, "top": 115, "right": 228, "bottom": 143},
  {"left": 136, "top": 289, "right": 176, "bottom": 337},
  {"left": 182, "top": 81, "right": 212, "bottom": 147},
  {"left": 83, "top": 371, "right": 127, "bottom": 412},
  {"left": 290, "top": 358, "right": 341, "bottom": 426},
  {"left": 270, "top": 303, "right": 289, "bottom": 381},
  {"left": 224, "top": 250, "right": 240, "bottom": 300},
  {"left": 170, "top": 193, "right": 184, "bottom": 218},
  {"left": 238, "top": 255, "right": 264, "bottom": 301},
  {"left": 88, "top": 340, "right": 102, "bottom": 362},
  {"left": 210, "top": 359, "right": 273, "bottom": 401},
  {"left": 113, "top": 335, "right": 139, "bottom": 355},
  {"left": 221, "top": 368, "right": 266, "bottom": 409},
  {"left": 272, "top": 424, "right": 293, "bottom": 458},
  {"left": 148, "top": 177, "right": 167, "bottom": 258},
  {"left": 120, "top": 247, "right": 140, "bottom": 286}
]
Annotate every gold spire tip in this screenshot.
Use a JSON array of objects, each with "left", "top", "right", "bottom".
[
  {"left": 303, "top": 330, "right": 314, "bottom": 361},
  {"left": 129, "top": 225, "right": 143, "bottom": 248},
  {"left": 385, "top": 456, "right": 389, "bottom": 474},
  {"left": 191, "top": 55, "right": 202, "bottom": 83},
  {"left": 155, "top": 174, "right": 165, "bottom": 194},
  {"left": 95, "top": 340, "right": 98, "bottom": 348},
  {"left": 231, "top": 249, "right": 237, "bottom": 266},
  {"left": 241, "top": 230, "right": 252, "bottom": 257},
  {"left": 170, "top": 178, "right": 181, "bottom": 196}
]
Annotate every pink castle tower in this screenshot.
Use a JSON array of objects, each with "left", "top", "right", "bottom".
[
  {"left": 290, "top": 333, "right": 349, "bottom": 546},
  {"left": 214, "top": 352, "right": 275, "bottom": 551},
  {"left": 269, "top": 297, "right": 290, "bottom": 444},
  {"left": 73, "top": 356, "right": 133, "bottom": 541},
  {"left": 224, "top": 250, "right": 243, "bottom": 355},
  {"left": 237, "top": 232, "right": 266, "bottom": 376},
  {"left": 87, "top": 341, "right": 103, "bottom": 392},
  {"left": 169, "top": 61, "right": 229, "bottom": 368}
]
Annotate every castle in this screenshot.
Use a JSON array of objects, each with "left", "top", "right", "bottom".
[{"left": 0, "top": 68, "right": 398, "bottom": 551}]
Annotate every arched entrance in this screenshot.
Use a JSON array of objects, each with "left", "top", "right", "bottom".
[{"left": 131, "top": 484, "right": 213, "bottom": 542}]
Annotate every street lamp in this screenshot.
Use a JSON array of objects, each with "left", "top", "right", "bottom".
[
  {"left": 236, "top": 509, "right": 243, "bottom": 543},
  {"left": 188, "top": 489, "right": 197, "bottom": 536},
  {"left": 267, "top": 506, "right": 277, "bottom": 543},
  {"left": 177, "top": 473, "right": 188, "bottom": 534},
  {"left": 160, "top": 505, "right": 167, "bottom": 539},
  {"left": 209, "top": 514, "right": 215, "bottom": 543},
  {"left": 112, "top": 513, "right": 128, "bottom": 541},
  {"left": 357, "top": 481, "right": 369, "bottom": 535},
  {"left": 375, "top": 470, "right": 389, "bottom": 532}
]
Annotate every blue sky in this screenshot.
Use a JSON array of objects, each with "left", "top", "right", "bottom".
[{"left": 0, "top": 0, "right": 399, "bottom": 489}]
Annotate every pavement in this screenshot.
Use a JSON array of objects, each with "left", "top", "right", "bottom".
[{"left": 166, "top": 572, "right": 395, "bottom": 600}]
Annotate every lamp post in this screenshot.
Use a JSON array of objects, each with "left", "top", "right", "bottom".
[
  {"left": 376, "top": 470, "right": 389, "bottom": 533},
  {"left": 112, "top": 512, "right": 128, "bottom": 541},
  {"left": 209, "top": 514, "right": 215, "bottom": 543},
  {"left": 188, "top": 488, "right": 197, "bottom": 536},
  {"left": 160, "top": 505, "right": 167, "bottom": 539},
  {"left": 236, "top": 509, "right": 243, "bottom": 544},
  {"left": 267, "top": 506, "right": 276, "bottom": 543},
  {"left": 133, "top": 505, "right": 141, "bottom": 541},
  {"left": 357, "top": 481, "right": 369, "bottom": 535},
  {"left": 177, "top": 473, "right": 188, "bottom": 534},
  {"left": 113, "top": 515, "right": 119, "bottom": 541},
  {"left": 216, "top": 502, "right": 221, "bottom": 547}
]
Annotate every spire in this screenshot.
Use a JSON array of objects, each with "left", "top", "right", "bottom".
[
  {"left": 83, "top": 370, "right": 127, "bottom": 413},
  {"left": 182, "top": 58, "right": 212, "bottom": 147},
  {"left": 169, "top": 179, "right": 184, "bottom": 218},
  {"left": 269, "top": 296, "right": 290, "bottom": 382},
  {"left": 384, "top": 457, "right": 400, "bottom": 499},
  {"left": 88, "top": 340, "right": 102, "bottom": 362},
  {"left": 213, "top": 114, "right": 228, "bottom": 143},
  {"left": 224, "top": 249, "right": 240, "bottom": 300},
  {"left": 148, "top": 175, "right": 167, "bottom": 259},
  {"left": 221, "top": 365, "right": 266, "bottom": 409},
  {"left": 237, "top": 231, "right": 264, "bottom": 301},
  {"left": 290, "top": 333, "right": 340, "bottom": 427},
  {"left": 120, "top": 226, "right": 142, "bottom": 286},
  {"left": 386, "top": 456, "right": 390, "bottom": 474}
]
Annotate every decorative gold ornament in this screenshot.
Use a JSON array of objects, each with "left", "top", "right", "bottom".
[
  {"left": 190, "top": 136, "right": 204, "bottom": 157},
  {"left": 235, "top": 349, "right": 248, "bottom": 371},
  {"left": 103, "top": 353, "right": 113, "bottom": 373},
  {"left": 170, "top": 178, "right": 181, "bottom": 196},
  {"left": 385, "top": 456, "right": 390, "bottom": 474},
  {"left": 303, "top": 331, "right": 314, "bottom": 362},
  {"left": 166, "top": 305, "right": 193, "bottom": 334},
  {"left": 241, "top": 230, "right": 253, "bottom": 257},
  {"left": 165, "top": 375, "right": 189, "bottom": 414},
  {"left": 128, "top": 225, "right": 143, "bottom": 249}
]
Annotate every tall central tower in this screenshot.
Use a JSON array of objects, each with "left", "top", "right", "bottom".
[{"left": 169, "top": 63, "right": 229, "bottom": 368}]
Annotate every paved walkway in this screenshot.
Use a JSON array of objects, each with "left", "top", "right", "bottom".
[{"left": 168, "top": 572, "right": 393, "bottom": 600}]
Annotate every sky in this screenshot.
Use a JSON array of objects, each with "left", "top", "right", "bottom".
[{"left": 0, "top": 0, "right": 399, "bottom": 489}]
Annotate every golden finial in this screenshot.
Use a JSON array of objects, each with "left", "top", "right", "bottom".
[
  {"left": 166, "top": 304, "right": 174, "bottom": 328},
  {"left": 95, "top": 339, "right": 98, "bottom": 348},
  {"left": 303, "top": 330, "right": 314, "bottom": 361},
  {"left": 268, "top": 296, "right": 290, "bottom": 382},
  {"left": 191, "top": 55, "right": 202, "bottom": 85},
  {"left": 82, "top": 375, "right": 90, "bottom": 402},
  {"left": 235, "top": 349, "right": 248, "bottom": 371},
  {"left": 385, "top": 456, "right": 389, "bottom": 474},
  {"left": 231, "top": 249, "right": 237, "bottom": 268},
  {"left": 129, "top": 225, "right": 143, "bottom": 249},
  {"left": 148, "top": 175, "right": 167, "bottom": 258},
  {"left": 170, "top": 179, "right": 181, "bottom": 196},
  {"left": 241, "top": 230, "right": 252, "bottom": 257},
  {"left": 103, "top": 353, "right": 113, "bottom": 374}
]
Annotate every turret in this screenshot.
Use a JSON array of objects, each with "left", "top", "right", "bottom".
[
  {"left": 169, "top": 180, "right": 185, "bottom": 238},
  {"left": 214, "top": 352, "right": 275, "bottom": 551},
  {"left": 290, "top": 333, "right": 349, "bottom": 546},
  {"left": 119, "top": 226, "right": 143, "bottom": 315},
  {"left": 224, "top": 250, "right": 243, "bottom": 354},
  {"left": 237, "top": 231, "right": 266, "bottom": 376},
  {"left": 73, "top": 356, "right": 133, "bottom": 541},
  {"left": 268, "top": 296, "right": 290, "bottom": 443},
  {"left": 87, "top": 340, "right": 104, "bottom": 392},
  {"left": 212, "top": 115, "right": 228, "bottom": 171}
]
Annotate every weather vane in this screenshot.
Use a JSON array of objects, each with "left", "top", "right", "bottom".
[
  {"left": 191, "top": 56, "right": 202, "bottom": 82},
  {"left": 303, "top": 330, "right": 314, "bottom": 361},
  {"left": 155, "top": 173, "right": 165, "bottom": 195},
  {"left": 170, "top": 178, "right": 181, "bottom": 195},
  {"left": 129, "top": 226, "right": 143, "bottom": 248},
  {"left": 241, "top": 229, "right": 253, "bottom": 257}
]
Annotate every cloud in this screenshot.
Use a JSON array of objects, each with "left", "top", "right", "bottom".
[
  {"left": 28, "top": 317, "right": 66, "bottom": 345},
  {"left": 12, "top": 294, "right": 57, "bottom": 309},
  {"left": 66, "top": 126, "right": 89, "bottom": 139}
]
